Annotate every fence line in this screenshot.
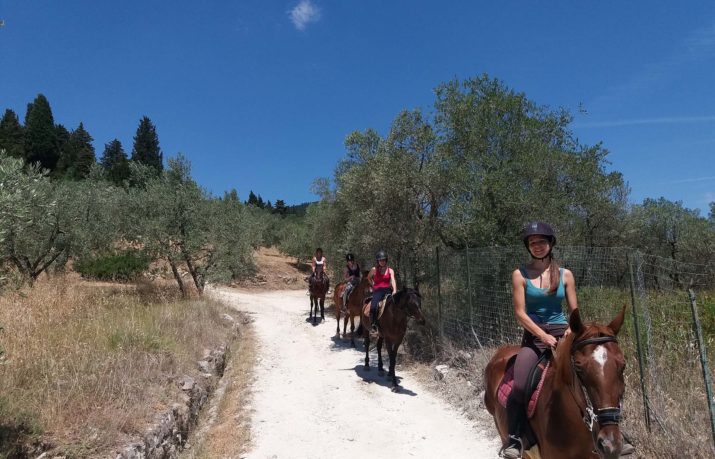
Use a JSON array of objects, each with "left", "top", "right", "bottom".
[{"left": 399, "top": 245, "right": 715, "bottom": 457}]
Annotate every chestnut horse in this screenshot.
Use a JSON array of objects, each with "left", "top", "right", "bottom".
[
  {"left": 333, "top": 273, "right": 371, "bottom": 346},
  {"left": 309, "top": 273, "right": 329, "bottom": 325},
  {"left": 484, "top": 306, "right": 627, "bottom": 459},
  {"left": 360, "top": 287, "right": 426, "bottom": 392}
]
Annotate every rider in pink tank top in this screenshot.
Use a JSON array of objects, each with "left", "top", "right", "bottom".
[{"left": 372, "top": 265, "right": 392, "bottom": 290}]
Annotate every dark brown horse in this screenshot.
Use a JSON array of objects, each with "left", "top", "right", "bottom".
[
  {"left": 485, "top": 306, "right": 627, "bottom": 459},
  {"left": 360, "top": 287, "right": 426, "bottom": 392},
  {"left": 333, "top": 273, "right": 371, "bottom": 347},
  {"left": 309, "top": 273, "right": 329, "bottom": 325}
]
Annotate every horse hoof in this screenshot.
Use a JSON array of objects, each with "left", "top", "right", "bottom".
[
  {"left": 364, "top": 365, "right": 370, "bottom": 371},
  {"left": 391, "top": 385, "right": 400, "bottom": 393},
  {"left": 378, "top": 369, "right": 385, "bottom": 376},
  {"left": 351, "top": 341, "right": 356, "bottom": 348}
]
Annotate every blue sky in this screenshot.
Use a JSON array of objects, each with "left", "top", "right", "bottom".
[{"left": 1, "top": 1, "right": 713, "bottom": 214}]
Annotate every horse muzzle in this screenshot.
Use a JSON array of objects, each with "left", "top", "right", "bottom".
[{"left": 596, "top": 426, "right": 622, "bottom": 459}]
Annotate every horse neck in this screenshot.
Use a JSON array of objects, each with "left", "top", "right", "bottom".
[{"left": 537, "top": 334, "right": 596, "bottom": 455}]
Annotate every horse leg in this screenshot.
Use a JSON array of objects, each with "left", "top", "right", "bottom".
[
  {"left": 335, "top": 308, "right": 341, "bottom": 336},
  {"left": 342, "top": 314, "right": 349, "bottom": 338},
  {"left": 377, "top": 336, "right": 385, "bottom": 376},
  {"left": 349, "top": 315, "right": 356, "bottom": 348},
  {"left": 389, "top": 341, "right": 400, "bottom": 392},
  {"left": 311, "top": 297, "right": 317, "bottom": 325},
  {"left": 364, "top": 333, "right": 370, "bottom": 370},
  {"left": 320, "top": 297, "right": 325, "bottom": 321}
]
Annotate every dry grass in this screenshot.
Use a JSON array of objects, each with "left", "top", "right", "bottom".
[
  {"left": 406, "top": 336, "right": 715, "bottom": 459},
  {"left": 184, "top": 319, "right": 257, "bottom": 459},
  {"left": 0, "top": 276, "right": 236, "bottom": 458}
]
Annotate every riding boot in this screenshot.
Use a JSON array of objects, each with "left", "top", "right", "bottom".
[{"left": 502, "top": 395, "right": 525, "bottom": 458}]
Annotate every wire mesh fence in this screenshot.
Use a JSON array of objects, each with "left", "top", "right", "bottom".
[{"left": 395, "top": 245, "right": 715, "bottom": 457}]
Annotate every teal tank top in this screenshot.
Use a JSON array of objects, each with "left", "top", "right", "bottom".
[{"left": 521, "top": 267, "right": 567, "bottom": 325}]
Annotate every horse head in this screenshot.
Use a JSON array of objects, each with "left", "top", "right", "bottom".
[
  {"left": 561, "top": 306, "right": 627, "bottom": 459},
  {"left": 395, "top": 287, "right": 426, "bottom": 325}
]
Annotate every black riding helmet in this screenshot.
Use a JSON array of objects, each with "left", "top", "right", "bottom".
[
  {"left": 521, "top": 221, "right": 556, "bottom": 260},
  {"left": 346, "top": 253, "right": 355, "bottom": 261},
  {"left": 375, "top": 249, "right": 388, "bottom": 261}
]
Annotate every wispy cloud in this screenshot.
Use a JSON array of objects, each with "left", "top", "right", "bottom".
[
  {"left": 575, "top": 116, "right": 715, "bottom": 128},
  {"left": 289, "top": 0, "right": 321, "bottom": 31},
  {"left": 589, "top": 19, "right": 715, "bottom": 112},
  {"left": 663, "top": 176, "right": 715, "bottom": 185}
]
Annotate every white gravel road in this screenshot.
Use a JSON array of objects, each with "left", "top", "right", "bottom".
[{"left": 211, "top": 288, "right": 500, "bottom": 459}]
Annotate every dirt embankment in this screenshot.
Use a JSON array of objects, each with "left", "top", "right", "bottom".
[{"left": 232, "top": 247, "right": 310, "bottom": 291}]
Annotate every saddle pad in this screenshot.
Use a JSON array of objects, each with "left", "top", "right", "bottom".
[
  {"left": 362, "top": 297, "right": 388, "bottom": 321},
  {"left": 497, "top": 360, "right": 550, "bottom": 419}
]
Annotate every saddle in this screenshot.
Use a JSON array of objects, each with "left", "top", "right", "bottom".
[
  {"left": 362, "top": 294, "right": 391, "bottom": 321},
  {"left": 497, "top": 352, "right": 551, "bottom": 419}
]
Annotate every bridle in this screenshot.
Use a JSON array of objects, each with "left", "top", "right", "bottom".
[
  {"left": 394, "top": 289, "right": 423, "bottom": 319},
  {"left": 570, "top": 335, "right": 623, "bottom": 453}
]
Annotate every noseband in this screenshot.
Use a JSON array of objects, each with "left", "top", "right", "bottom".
[{"left": 571, "top": 335, "right": 622, "bottom": 452}]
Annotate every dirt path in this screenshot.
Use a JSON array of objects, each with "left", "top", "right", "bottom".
[{"left": 210, "top": 287, "right": 500, "bottom": 459}]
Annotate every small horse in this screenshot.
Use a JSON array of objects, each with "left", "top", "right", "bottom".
[
  {"left": 360, "top": 287, "right": 426, "bottom": 392},
  {"left": 309, "top": 273, "right": 329, "bottom": 325},
  {"left": 334, "top": 273, "right": 371, "bottom": 347},
  {"left": 484, "top": 306, "right": 627, "bottom": 459}
]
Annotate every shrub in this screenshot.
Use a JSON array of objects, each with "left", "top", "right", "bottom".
[{"left": 74, "top": 251, "right": 150, "bottom": 281}]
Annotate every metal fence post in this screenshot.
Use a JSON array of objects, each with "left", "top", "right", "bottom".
[
  {"left": 687, "top": 288, "right": 715, "bottom": 452},
  {"left": 436, "top": 246, "right": 443, "bottom": 340},
  {"left": 465, "top": 243, "right": 473, "bottom": 328},
  {"left": 628, "top": 251, "right": 652, "bottom": 432}
]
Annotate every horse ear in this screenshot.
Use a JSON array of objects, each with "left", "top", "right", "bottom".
[
  {"left": 608, "top": 304, "right": 627, "bottom": 336},
  {"left": 569, "top": 308, "right": 584, "bottom": 335}
]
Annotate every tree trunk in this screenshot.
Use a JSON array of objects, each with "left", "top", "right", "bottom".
[{"left": 168, "top": 257, "right": 187, "bottom": 297}]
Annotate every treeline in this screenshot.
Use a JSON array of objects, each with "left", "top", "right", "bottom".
[
  {"left": 0, "top": 94, "right": 162, "bottom": 183},
  {"left": 243, "top": 190, "right": 311, "bottom": 216},
  {"left": 0, "top": 95, "right": 305, "bottom": 294},
  {"left": 278, "top": 75, "right": 715, "bottom": 280}
]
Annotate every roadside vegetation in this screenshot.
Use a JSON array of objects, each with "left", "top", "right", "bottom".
[
  {"left": 0, "top": 278, "right": 237, "bottom": 457},
  {"left": 1, "top": 75, "right": 714, "bottom": 456}
]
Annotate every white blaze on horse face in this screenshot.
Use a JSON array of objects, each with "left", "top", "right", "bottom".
[{"left": 593, "top": 345, "right": 608, "bottom": 377}]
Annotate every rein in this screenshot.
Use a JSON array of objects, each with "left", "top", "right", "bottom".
[{"left": 570, "top": 335, "right": 622, "bottom": 453}]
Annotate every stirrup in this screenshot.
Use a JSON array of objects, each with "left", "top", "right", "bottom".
[{"left": 500, "top": 436, "right": 523, "bottom": 459}]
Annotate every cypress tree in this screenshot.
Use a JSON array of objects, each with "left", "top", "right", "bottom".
[
  {"left": 0, "top": 109, "right": 25, "bottom": 158},
  {"left": 100, "top": 139, "right": 130, "bottom": 185},
  {"left": 70, "top": 123, "right": 95, "bottom": 179},
  {"left": 247, "top": 190, "right": 258, "bottom": 206},
  {"left": 57, "top": 123, "right": 95, "bottom": 179},
  {"left": 24, "top": 94, "right": 59, "bottom": 170},
  {"left": 131, "top": 116, "right": 163, "bottom": 173}
]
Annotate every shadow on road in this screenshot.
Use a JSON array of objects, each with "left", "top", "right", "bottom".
[
  {"left": 352, "top": 364, "right": 417, "bottom": 396},
  {"left": 304, "top": 316, "right": 325, "bottom": 327}
]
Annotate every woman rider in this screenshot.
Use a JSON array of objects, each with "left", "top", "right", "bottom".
[
  {"left": 502, "top": 222, "right": 634, "bottom": 458},
  {"left": 366, "top": 250, "right": 397, "bottom": 332},
  {"left": 342, "top": 253, "right": 361, "bottom": 305},
  {"left": 502, "top": 221, "right": 577, "bottom": 458},
  {"left": 309, "top": 248, "right": 328, "bottom": 290}
]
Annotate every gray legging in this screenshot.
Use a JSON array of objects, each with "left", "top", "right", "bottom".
[{"left": 510, "top": 324, "right": 568, "bottom": 404}]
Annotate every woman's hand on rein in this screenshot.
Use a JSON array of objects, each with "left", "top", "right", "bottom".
[{"left": 541, "top": 333, "right": 558, "bottom": 349}]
